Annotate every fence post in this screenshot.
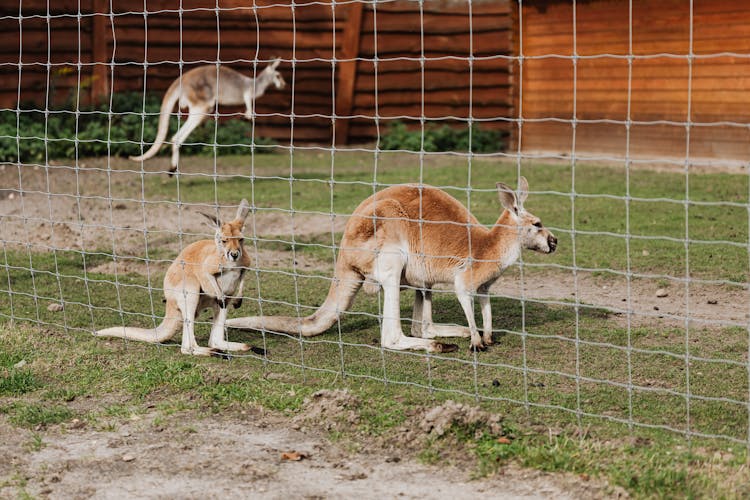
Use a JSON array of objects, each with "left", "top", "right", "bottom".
[
  {"left": 90, "top": 0, "right": 109, "bottom": 104},
  {"left": 334, "top": 2, "right": 364, "bottom": 145}
]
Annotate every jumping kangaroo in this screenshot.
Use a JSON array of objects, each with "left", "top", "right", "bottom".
[
  {"left": 226, "top": 177, "right": 557, "bottom": 353},
  {"left": 96, "top": 200, "right": 255, "bottom": 356},
  {"left": 130, "top": 59, "right": 286, "bottom": 175}
]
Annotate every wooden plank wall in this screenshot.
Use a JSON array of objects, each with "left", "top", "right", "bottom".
[
  {"left": 0, "top": 0, "right": 345, "bottom": 143},
  {"left": 347, "top": 1, "right": 514, "bottom": 143},
  {"left": 0, "top": 0, "right": 94, "bottom": 109},
  {"left": 0, "top": 0, "right": 514, "bottom": 146},
  {"left": 520, "top": 0, "right": 750, "bottom": 161}
]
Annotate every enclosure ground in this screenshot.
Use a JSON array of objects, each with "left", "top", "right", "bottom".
[
  {"left": 2, "top": 152, "right": 750, "bottom": 498},
  {"left": 0, "top": 401, "right": 615, "bottom": 499}
]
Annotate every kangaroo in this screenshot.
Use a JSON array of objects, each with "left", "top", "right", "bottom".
[
  {"left": 130, "top": 59, "right": 286, "bottom": 175},
  {"left": 226, "top": 177, "right": 557, "bottom": 353},
  {"left": 96, "top": 200, "right": 255, "bottom": 356}
]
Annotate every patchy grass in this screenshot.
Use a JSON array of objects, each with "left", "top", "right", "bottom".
[
  {"left": 2, "top": 152, "right": 750, "bottom": 497},
  {"left": 136, "top": 151, "right": 749, "bottom": 283},
  {"left": 2, "top": 401, "right": 74, "bottom": 429}
]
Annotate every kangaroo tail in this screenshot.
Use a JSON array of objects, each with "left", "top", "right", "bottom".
[
  {"left": 225, "top": 263, "right": 362, "bottom": 337},
  {"left": 96, "top": 300, "right": 182, "bottom": 343},
  {"left": 129, "top": 80, "right": 181, "bottom": 162}
]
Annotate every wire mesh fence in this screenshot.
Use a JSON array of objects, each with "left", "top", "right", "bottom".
[{"left": 1, "top": 0, "right": 749, "bottom": 448}]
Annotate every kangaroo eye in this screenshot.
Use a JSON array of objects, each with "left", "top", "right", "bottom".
[
  {"left": 533, "top": 221, "right": 543, "bottom": 228},
  {"left": 221, "top": 239, "right": 228, "bottom": 244}
]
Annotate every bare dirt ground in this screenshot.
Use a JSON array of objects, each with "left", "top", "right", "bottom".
[{"left": 0, "top": 391, "right": 620, "bottom": 499}]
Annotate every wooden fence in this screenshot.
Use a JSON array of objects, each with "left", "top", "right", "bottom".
[
  {"left": 4, "top": 0, "right": 750, "bottom": 160},
  {"left": 519, "top": 0, "right": 750, "bottom": 161},
  {"left": 0, "top": 0, "right": 513, "bottom": 146}
]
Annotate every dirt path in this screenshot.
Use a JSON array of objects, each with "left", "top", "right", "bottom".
[{"left": 0, "top": 402, "right": 617, "bottom": 499}]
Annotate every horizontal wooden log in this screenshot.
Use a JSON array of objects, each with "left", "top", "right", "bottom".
[
  {"left": 107, "top": 45, "right": 331, "bottom": 64},
  {"left": 520, "top": 120, "right": 750, "bottom": 159},
  {"left": 355, "top": 70, "right": 511, "bottom": 93},
  {"left": 348, "top": 103, "right": 512, "bottom": 120},
  {"left": 360, "top": 11, "right": 511, "bottom": 35},
  {"left": 111, "top": 26, "right": 337, "bottom": 50},
  {"left": 372, "top": 2, "right": 510, "bottom": 16},
  {"left": 110, "top": 15, "right": 343, "bottom": 33},
  {"left": 108, "top": 0, "right": 339, "bottom": 22},
  {"left": 359, "top": 32, "right": 511, "bottom": 57},
  {"left": 356, "top": 57, "right": 511, "bottom": 75},
  {"left": 353, "top": 87, "right": 511, "bottom": 109},
  {"left": 9, "top": 0, "right": 88, "bottom": 14}
]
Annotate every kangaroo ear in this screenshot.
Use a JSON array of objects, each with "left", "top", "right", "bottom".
[
  {"left": 199, "top": 212, "right": 221, "bottom": 229},
  {"left": 269, "top": 58, "right": 281, "bottom": 70},
  {"left": 496, "top": 182, "right": 518, "bottom": 215},
  {"left": 235, "top": 199, "right": 250, "bottom": 224},
  {"left": 517, "top": 176, "right": 529, "bottom": 206}
]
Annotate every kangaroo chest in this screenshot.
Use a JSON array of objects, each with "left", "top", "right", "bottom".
[{"left": 216, "top": 266, "right": 244, "bottom": 294}]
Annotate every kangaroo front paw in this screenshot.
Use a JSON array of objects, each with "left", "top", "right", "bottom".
[{"left": 469, "top": 342, "right": 487, "bottom": 353}]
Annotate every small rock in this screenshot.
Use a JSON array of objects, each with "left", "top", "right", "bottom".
[
  {"left": 653, "top": 306, "right": 660, "bottom": 311},
  {"left": 655, "top": 288, "right": 668, "bottom": 298},
  {"left": 47, "top": 303, "right": 64, "bottom": 312},
  {"left": 8, "top": 192, "right": 15, "bottom": 200},
  {"left": 280, "top": 451, "right": 307, "bottom": 461},
  {"left": 122, "top": 453, "right": 136, "bottom": 462},
  {"left": 114, "top": 203, "right": 127, "bottom": 210},
  {"left": 491, "top": 379, "right": 500, "bottom": 387},
  {"left": 642, "top": 249, "right": 650, "bottom": 256},
  {"left": 707, "top": 299, "right": 718, "bottom": 305},
  {"left": 13, "top": 359, "right": 27, "bottom": 369},
  {"left": 68, "top": 418, "right": 85, "bottom": 429}
]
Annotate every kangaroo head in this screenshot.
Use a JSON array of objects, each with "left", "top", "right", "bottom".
[
  {"left": 200, "top": 199, "right": 251, "bottom": 263},
  {"left": 263, "top": 58, "right": 286, "bottom": 90},
  {"left": 496, "top": 177, "right": 557, "bottom": 254}
]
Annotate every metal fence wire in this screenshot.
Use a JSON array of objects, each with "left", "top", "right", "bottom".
[{"left": 1, "top": 0, "right": 750, "bottom": 448}]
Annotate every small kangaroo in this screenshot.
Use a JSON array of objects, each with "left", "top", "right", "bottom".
[
  {"left": 96, "top": 200, "right": 255, "bottom": 356},
  {"left": 226, "top": 177, "right": 557, "bottom": 353},
  {"left": 130, "top": 59, "right": 286, "bottom": 175}
]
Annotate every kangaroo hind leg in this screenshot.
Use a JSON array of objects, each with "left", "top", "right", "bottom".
[
  {"left": 169, "top": 105, "right": 209, "bottom": 174},
  {"left": 208, "top": 302, "right": 251, "bottom": 352},
  {"left": 175, "top": 290, "right": 214, "bottom": 356}
]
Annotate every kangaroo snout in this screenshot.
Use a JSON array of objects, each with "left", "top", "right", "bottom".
[
  {"left": 547, "top": 234, "right": 558, "bottom": 253},
  {"left": 229, "top": 250, "right": 241, "bottom": 261}
]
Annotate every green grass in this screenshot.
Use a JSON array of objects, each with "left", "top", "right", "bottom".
[
  {"left": 125, "top": 151, "right": 749, "bottom": 283},
  {"left": 2, "top": 151, "right": 750, "bottom": 497},
  {"left": 2, "top": 402, "right": 74, "bottom": 428}
]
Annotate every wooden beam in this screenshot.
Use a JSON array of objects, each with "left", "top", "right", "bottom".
[
  {"left": 334, "top": 2, "right": 363, "bottom": 145},
  {"left": 90, "top": 0, "right": 108, "bottom": 104},
  {"left": 510, "top": 0, "right": 521, "bottom": 155}
]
